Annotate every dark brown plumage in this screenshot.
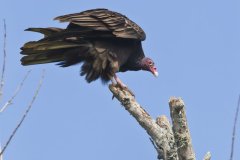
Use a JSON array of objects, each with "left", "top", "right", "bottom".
[{"left": 21, "top": 8, "right": 158, "bottom": 87}]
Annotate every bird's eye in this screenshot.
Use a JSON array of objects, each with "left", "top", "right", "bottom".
[{"left": 149, "top": 62, "right": 154, "bottom": 66}]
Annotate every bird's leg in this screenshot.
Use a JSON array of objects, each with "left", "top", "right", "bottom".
[
  {"left": 114, "top": 74, "right": 127, "bottom": 88},
  {"left": 113, "top": 74, "right": 135, "bottom": 97},
  {"left": 110, "top": 77, "right": 117, "bottom": 100},
  {"left": 110, "top": 77, "right": 116, "bottom": 85}
]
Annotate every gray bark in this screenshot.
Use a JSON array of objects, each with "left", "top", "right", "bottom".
[
  {"left": 156, "top": 115, "right": 179, "bottom": 160},
  {"left": 169, "top": 97, "right": 196, "bottom": 160},
  {"left": 109, "top": 85, "right": 209, "bottom": 160},
  {"left": 109, "top": 85, "right": 179, "bottom": 159}
]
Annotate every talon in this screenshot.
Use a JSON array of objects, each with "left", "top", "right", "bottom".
[
  {"left": 111, "top": 74, "right": 135, "bottom": 97},
  {"left": 115, "top": 83, "right": 135, "bottom": 97}
]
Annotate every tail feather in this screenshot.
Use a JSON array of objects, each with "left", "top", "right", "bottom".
[
  {"left": 21, "top": 52, "right": 65, "bottom": 65},
  {"left": 21, "top": 26, "right": 111, "bottom": 83},
  {"left": 21, "top": 41, "right": 86, "bottom": 54},
  {"left": 21, "top": 46, "right": 90, "bottom": 66},
  {"left": 21, "top": 27, "right": 91, "bottom": 66},
  {"left": 25, "top": 27, "right": 64, "bottom": 37}
]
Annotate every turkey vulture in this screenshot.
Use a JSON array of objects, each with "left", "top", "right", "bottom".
[{"left": 21, "top": 8, "right": 158, "bottom": 92}]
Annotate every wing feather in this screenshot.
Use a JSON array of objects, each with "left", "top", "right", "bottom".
[{"left": 54, "top": 9, "right": 146, "bottom": 41}]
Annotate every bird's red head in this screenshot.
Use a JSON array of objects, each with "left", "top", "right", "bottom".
[{"left": 142, "top": 57, "right": 158, "bottom": 77}]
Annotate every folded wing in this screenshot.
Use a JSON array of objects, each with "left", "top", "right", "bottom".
[{"left": 54, "top": 8, "right": 146, "bottom": 41}]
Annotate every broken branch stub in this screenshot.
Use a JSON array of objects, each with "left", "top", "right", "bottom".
[{"left": 169, "top": 97, "right": 196, "bottom": 160}]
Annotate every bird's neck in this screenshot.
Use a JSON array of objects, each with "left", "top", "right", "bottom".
[
  {"left": 129, "top": 58, "right": 146, "bottom": 71},
  {"left": 119, "top": 58, "right": 142, "bottom": 72},
  {"left": 138, "top": 59, "right": 148, "bottom": 71}
]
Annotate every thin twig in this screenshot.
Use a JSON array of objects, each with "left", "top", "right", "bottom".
[
  {"left": 0, "top": 19, "right": 7, "bottom": 101},
  {"left": 229, "top": 94, "right": 240, "bottom": 160},
  {"left": 0, "top": 143, "right": 3, "bottom": 160},
  {"left": 203, "top": 152, "right": 211, "bottom": 160},
  {"left": 0, "top": 70, "right": 45, "bottom": 156},
  {"left": 0, "top": 70, "right": 31, "bottom": 113}
]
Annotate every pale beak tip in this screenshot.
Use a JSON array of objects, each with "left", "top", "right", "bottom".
[{"left": 153, "top": 71, "right": 159, "bottom": 77}]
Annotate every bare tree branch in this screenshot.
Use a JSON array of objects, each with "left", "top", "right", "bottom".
[
  {"left": 229, "top": 94, "right": 240, "bottom": 160},
  {"left": 0, "top": 19, "right": 7, "bottom": 101},
  {"left": 0, "top": 70, "right": 45, "bottom": 156},
  {"left": 0, "top": 70, "right": 31, "bottom": 113},
  {"left": 169, "top": 97, "right": 196, "bottom": 160},
  {"left": 109, "top": 85, "right": 179, "bottom": 160},
  {"left": 156, "top": 115, "right": 179, "bottom": 160},
  {"left": 150, "top": 138, "right": 164, "bottom": 159}
]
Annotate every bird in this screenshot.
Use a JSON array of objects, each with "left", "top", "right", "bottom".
[{"left": 20, "top": 8, "right": 158, "bottom": 94}]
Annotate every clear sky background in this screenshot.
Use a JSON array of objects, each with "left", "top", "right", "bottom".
[{"left": 0, "top": 0, "right": 240, "bottom": 159}]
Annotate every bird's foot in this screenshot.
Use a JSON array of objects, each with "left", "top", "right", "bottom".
[
  {"left": 114, "top": 82, "right": 135, "bottom": 97},
  {"left": 111, "top": 74, "right": 135, "bottom": 98}
]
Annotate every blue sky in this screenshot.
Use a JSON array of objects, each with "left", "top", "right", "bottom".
[{"left": 0, "top": 0, "right": 240, "bottom": 159}]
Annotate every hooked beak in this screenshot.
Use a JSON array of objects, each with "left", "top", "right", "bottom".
[
  {"left": 150, "top": 66, "right": 158, "bottom": 77},
  {"left": 153, "top": 71, "right": 159, "bottom": 77}
]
